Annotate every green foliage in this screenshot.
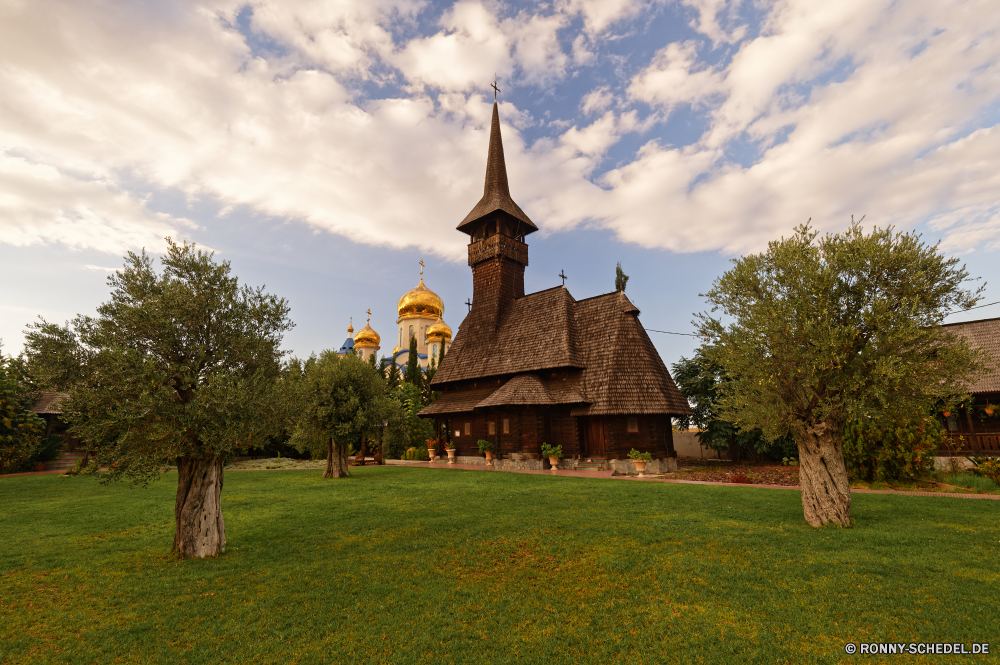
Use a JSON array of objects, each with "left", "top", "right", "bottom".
[
  {"left": 672, "top": 347, "right": 796, "bottom": 459},
  {"left": 385, "top": 358, "right": 402, "bottom": 390},
  {"left": 781, "top": 457, "right": 798, "bottom": 466},
  {"left": 614, "top": 262, "right": 629, "bottom": 292},
  {"left": 404, "top": 335, "right": 421, "bottom": 387},
  {"left": 540, "top": 442, "right": 562, "bottom": 459},
  {"left": 627, "top": 448, "right": 652, "bottom": 462},
  {"left": 63, "top": 239, "right": 294, "bottom": 486},
  {"left": 969, "top": 456, "right": 1000, "bottom": 485},
  {"left": 401, "top": 446, "right": 428, "bottom": 460},
  {"left": 697, "top": 220, "right": 986, "bottom": 443},
  {"left": 477, "top": 439, "right": 494, "bottom": 453},
  {"left": 289, "top": 351, "right": 395, "bottom": 460},
  {"left": 0, "top": 356, "right": 45, "bottom": 474},
  {"left": 842, "top": 408, "right": 942, "bottom": 481},
  {"left": 392, "top": 382, "right": 431, "bottom": 456},
  {"left": 20, "top": 318, "right": 87, "bottom": 392}
]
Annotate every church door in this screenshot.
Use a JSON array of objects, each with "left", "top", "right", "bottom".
[{"left": 583, "top": 417, "right": 606, "bottom": 459}]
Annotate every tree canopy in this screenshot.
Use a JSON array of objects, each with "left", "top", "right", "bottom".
[
  {"left": 697, "top": 220, "right": 985, "bottom": 526},
  {"left": 62, "top": 239, "right": 294, "bottom": 557}
]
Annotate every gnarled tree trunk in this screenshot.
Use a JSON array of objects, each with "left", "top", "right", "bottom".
[
  {"left": 173, "top": 454, "right": 226, "bottom": 558},
  {"left": 798, "top": 419, "right": 852, "bottom": 527},
  {"left": 323, "top": 437, "right": 351, "bottom": 478}
]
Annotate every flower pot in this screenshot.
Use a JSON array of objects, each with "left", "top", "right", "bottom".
[
  {"left": 548, "top": 456, "right": 560, "bottom": 470},
  {"left": 942, "top": 411, "right": 951, "bottom": 418},
  {"left": 446, "top": 448, "right": 457, "bottom": 464},
  {"left": 634, "top": 460, "right": 648, "bottom": 477},
  {"left": 986, "top": 409, "right": 995, "bottom": 416},
  {"left": 484, "top": 450, "right": 494, "bottom": 466},
  {"left": 427, "top": 448, "right": 436, "bottom": 463}
]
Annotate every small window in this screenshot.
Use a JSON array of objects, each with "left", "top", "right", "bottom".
[
  {"left": 502, "top": 418, "right": 510, "bottom": 434},
  {"left": 464, "top": 422, "right": 471, "bottom": 436},
  {"left": 488, "top": 421, "right": 496, "bottom": 435},
  {"left": 627, "top": 417, "right": 639, "bottom": 433},
  {"left": 409, "top": 325, "right": 414, "bottom": 340},
  {"left": 432, "top": 344, "right": 438, "bottom": 358},
  {"left": 946, "top": 416, "right": 958, "bottom": 432},
  {"left": 454, "top": 430, "right": 461, "bottom": 438}
]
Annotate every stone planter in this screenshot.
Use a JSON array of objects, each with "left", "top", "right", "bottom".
[
  {"left": 484, "top": 450, "right": 494, "bottom": 466},
  {"left": 634, "top": 459, "right": 648, "bottom": 477},
  {"left": 427, "top": 448, "right": 436, "bottom": 463},
  {"left": 446, "top": 448, "right": 457, "bottom": 464},
  {"left": 548, "top": 456, "right": 561, "bottom": 470}
]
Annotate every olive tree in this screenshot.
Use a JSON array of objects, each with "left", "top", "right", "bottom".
[
  {"left": 697, "top": 221, "right": 985, "bottom": 527},
  {"left": 64, "top": 239, "right": 292, "bottom": 558}
]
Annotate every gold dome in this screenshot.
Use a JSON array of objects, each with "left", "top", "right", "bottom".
[
  {"left": 354, "top": 324, "right": 380, "bottom": 348},
  {"left": 353, "top": 310, "right": 379, "bottom": 348},
  {"left": 397, "top": 268, "right": 444, "bottom": 320},
  {"left": 426, "top": 317, "right": 452, "bottom": 341}
]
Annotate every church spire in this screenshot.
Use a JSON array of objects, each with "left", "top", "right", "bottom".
[{"left": 456, "top": 101, "right": 537, "bottom": 236}]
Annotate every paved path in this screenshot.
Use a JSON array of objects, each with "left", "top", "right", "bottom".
[{"left": 386, "top": 459, "right": 1000, "bottom": 500}]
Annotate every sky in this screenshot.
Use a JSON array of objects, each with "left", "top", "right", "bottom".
[{"left": 2, "top": 0, "right": 999, "bottom": 368}]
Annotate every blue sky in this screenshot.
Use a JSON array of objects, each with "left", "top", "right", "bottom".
[{"left": 2, "top": 0, "right": 999, "bottom": 368}]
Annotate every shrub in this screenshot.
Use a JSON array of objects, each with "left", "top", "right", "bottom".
[
  {"left": 402, "top": 446, "right": 429, "bottom": 461},
  {"left": 730, "top": 472, "right": 752, "bottom": 484},
  {"left": 540, "top": 443, "right": 562, "bottom": 459},
  {"left": 477, "top": 439, "right": 494, "bottom": 453},
  {"left": 842, "top": 410, "right": 941, "bottom": 481},
  {"left": 969, "top": 456, "right": 1000, "bottom": 485},
  {"left": 627, "top": 448, "right": 652, "bottom": 462}
]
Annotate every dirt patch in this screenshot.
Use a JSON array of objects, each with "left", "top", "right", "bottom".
[{"left": 676, "top": 458, "right": 799, "bottom": 486}]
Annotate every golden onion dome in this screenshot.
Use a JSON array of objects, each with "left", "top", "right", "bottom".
[
  {"left": 426, "top": 317, "right": 452, "bottom": 341},
  {"left": 347, "top": 319, "right": 354, "bottom": 335},
  {"left": 397, "top": 277, "right": 444, "bottom": 320},
  {"left": 354, "top": 324, "right": 380, "bottom": 348}
]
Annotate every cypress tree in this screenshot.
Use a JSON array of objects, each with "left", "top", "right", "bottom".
[{"left": 405, "top": 334, "right": 420, "bottom": 386}]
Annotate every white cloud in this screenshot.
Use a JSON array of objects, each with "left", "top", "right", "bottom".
[
  {"left": 580, "top": 86, "right": 614, "bottom": 115},
  {"left": 628, "top": 41, "right": 724, "bottom": 111},
  {"left": 560, "top": 112, "right": 621, "bottom": 158}
]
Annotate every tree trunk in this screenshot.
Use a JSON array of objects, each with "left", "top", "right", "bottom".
[
  {"left": 798, "top": 420, "right": 852, "bottom": 527},
  {"left": 173, "top": 454, "right": 226, "bottom": 558},
  {"left": 323, "top": 437, "right": 351, "bottom": 479}
]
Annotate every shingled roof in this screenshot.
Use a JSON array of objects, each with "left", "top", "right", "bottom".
[
  {"left": 31, "top": 392, "right": 68, "bottom": 414},
  {"left": 456, "top": 102, "right": 537, "bottom": 236},
  {"left": 940, "top": 316, "right": 1000, "bottom": 393},
  {"left": 427, "top": 288, "right": 691, "bottom": 416}
]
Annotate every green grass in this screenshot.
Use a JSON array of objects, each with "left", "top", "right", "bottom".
[
  {"left": 1, "top": 468, "right": 998, "bottom": 664},
  {"left": 940, "top": 472, "right": 1000, "bottom": 492}
]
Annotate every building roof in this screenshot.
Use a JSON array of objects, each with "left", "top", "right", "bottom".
[
  {"left": 32, "top": 392, "right": 68, "bottom": 414},
  {"left": 456, "top": 102, "right": 537, "bottom": 236},
  {"left": 426, "top": 288, "right": 691, "bottom": 416},
  {"left": 940, "top": 316, "right": 1000, "bottom": 393},
  {"left": 337, "top": 337, "right": 355, "bottom": 354}
]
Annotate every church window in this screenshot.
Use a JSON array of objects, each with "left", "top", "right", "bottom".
[
  {"left": 432, "top": 344, "right": 438, "bottom": 358},
  {"left": 399, "top": 328, "right": 402, "bottom": 347},
  {"left": 502, "top": 418, "right": 510, "bottom": 434},
  {"left": 464, "top": 422, "right": 471, "bottom": 436},
  {"left": 488, "top": 421, "right": 495, "bottom": 435},
  {"left": 627, "top": 417, "right": 639, "bottom": 433},
  {"left": 409, "top": 325, "right": 414, "bottom": 340}
]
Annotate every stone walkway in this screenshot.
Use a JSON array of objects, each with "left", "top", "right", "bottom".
[{"left": 386, "top": 460, "right": 1000, "bottom": 500}]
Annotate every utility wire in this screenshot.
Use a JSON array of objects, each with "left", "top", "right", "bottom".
[
  {"left": 644, "top": 328, "right": 699, "bottom": 336},
  {"left": 947, "top": 299, "right": 999, "bottom": 315}
]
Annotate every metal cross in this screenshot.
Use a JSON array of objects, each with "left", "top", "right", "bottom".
[
  {"left": 491, "top": 78, "right": 500, "bottom": 100},
  {"left": 419, "top": 259, "right": 424, "bottom": 279},
  {"left": 366, "top": 308, "right": 371, "bottom": 324},
  {"left": 559, "top": 269, "right": 567, "bottom": 287},
  {"left": 465, "top": 298, "right": 473, "bottom": 313}
]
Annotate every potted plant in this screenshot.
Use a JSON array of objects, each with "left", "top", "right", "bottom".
[
  {"left": 426, "top": 438, "right": 437, "bottom": 463},
  {"left": 628, "top": 448, "right": 652, "bottom": 476},
  {"left": 478, "top": 439, "right": 495, "bottom": 466},
  {"left": 445, "top": 439, "right": 457, "bottom": 464},
  {"left": 541, "top": 443, "right": 562, "bottom": 470}
]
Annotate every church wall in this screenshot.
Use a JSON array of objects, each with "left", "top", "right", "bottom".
[
  {"left": 550, "top": 409, "right": 580, "bottom": 458},
  {"left": 604, "top": 415, "right": 676, "bottom": 460}
]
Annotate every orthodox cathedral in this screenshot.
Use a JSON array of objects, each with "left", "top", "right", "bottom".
[{"left": 337, "top": 264, "right": 454, "bottom": 370}]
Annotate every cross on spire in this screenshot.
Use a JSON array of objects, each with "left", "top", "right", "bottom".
[
  {"left": 366, "top": 308, "right": 371, "bottom": 324},
  {"left": 559, "top": 269, "right": 567, "bottom": 287},
  {"left": 465, "top": 298, "right": 473, "bottom": 313},
  {"left": 491, "top": 77, "right": 500, "bottom": 100},
  {"left": 419, "top": 259, "right": 424, "bottom": 280}
]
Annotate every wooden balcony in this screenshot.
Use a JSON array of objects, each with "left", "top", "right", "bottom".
[
  {"left": 939, "top": 433, "right": 1000, "bottom": 456},
  {"left": 468, "top": 235, "right": 528, "bottom": 267}
]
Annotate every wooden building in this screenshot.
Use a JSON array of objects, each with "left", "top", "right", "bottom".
[
  {"left": 419, "top": 102, "right": 691, "bottom": 470},
  {"left": 938, "top": 316, "right": 1000, "bottom": 456}
]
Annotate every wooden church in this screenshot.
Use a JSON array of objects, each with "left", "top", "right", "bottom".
[{"left": 420, "top": 101, "right": 691, "bottom": 471}]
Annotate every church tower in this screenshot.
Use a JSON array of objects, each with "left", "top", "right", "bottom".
[{"left": 458, "top": 101, "right": 538, "bottom": 334}]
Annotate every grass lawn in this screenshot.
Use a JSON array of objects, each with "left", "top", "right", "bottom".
[{"left": 1, "top": 467, "right": 998, "bottom": 664}]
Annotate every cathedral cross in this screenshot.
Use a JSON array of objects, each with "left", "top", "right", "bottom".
[
  {"left": 491, "top": 78, "right": 500, "bottom": 100},
  {"left": 419, "top": 259, "right": 424, "bottom": 279},
  {"left": 465, "top": 298, "right": 473, "bottom": 313},
  {"left": 366, "top": 308, "right": 371, "bottom": 324},
  {"left": 559, "top": 269, "right": 567, "bottom": 287}
]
